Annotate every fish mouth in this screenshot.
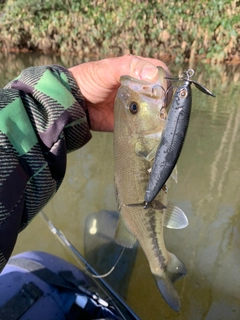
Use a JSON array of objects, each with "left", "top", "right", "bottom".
[
  {"left": 120, "top": 75, "right": 166, "bottom": 100},
  {"left": 120, "top": 75, "right": 154, "bottom": 85}
]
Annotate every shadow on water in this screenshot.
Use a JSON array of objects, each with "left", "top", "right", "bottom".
[
  {"left": 1, "top": 52, "right": 240, "bottom": 319},
  {"left": 84, "top": 210, "right": 137, "bottom": 299}
]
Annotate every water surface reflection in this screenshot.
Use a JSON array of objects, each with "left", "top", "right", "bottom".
[{"left": 1, "top": 53, "right": 240, "bottom": 319}]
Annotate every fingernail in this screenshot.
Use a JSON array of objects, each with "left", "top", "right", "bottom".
[{"left": 140, "top": 66, "right": 158, "bottom": 81}]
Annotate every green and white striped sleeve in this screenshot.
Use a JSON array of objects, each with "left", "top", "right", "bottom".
[{"left": 0, "top": 65, "right": 91, "bottom": 271}]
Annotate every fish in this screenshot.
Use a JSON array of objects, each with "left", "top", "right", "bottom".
[
  {"left": 145, "top": 69, "right": 216, "bottom": 205},
  {"left": 113, "top": 68, "right": 188, "bottom": 312}
]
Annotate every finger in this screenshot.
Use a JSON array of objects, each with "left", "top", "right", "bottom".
[
  {"left": 70, "top": 55, "right": 171, "bottom": 95},
  {"left": 135, "top": 55, "right": 172, "bottom": 79},
  {"left": 107, "top": 55, "right": 173, "bottom": 105},
  {"left": 129, "top": 55, "right": 172, "bottom": 105},
  {"left": 135, "top": 56, "right": 173, "bottom": 105},
  {"left": 105, "top": 55, "right": 173, "bottom": 108},
  {"left": 116, "top": 54, "right": 171, "bottom": 82},
  {"left": 93, "top": 55, "right": 173, "bottom": 106}
]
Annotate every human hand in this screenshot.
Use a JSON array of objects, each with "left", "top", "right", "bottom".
[{"left": 69, "top": 55, "right": 171, "bottom": 132}]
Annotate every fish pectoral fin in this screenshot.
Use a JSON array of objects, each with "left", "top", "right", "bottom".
[
  {"left": 145, "top": 145, "right": 158, "bottom": 162},
  {"left": 164, "top": 203, "right": 188, "bottom": 229},
  {"left": 152, "top": 253, "right": 187, "bottom": 312},
  {"left": 171, "top": 165, "right": 178, "bottom": 183},
  {"left": 135, "top": 139, "right": 158, "bottom": 162},
  {"left": 114, "top": 214, "right": 137, "bottom": 248}
]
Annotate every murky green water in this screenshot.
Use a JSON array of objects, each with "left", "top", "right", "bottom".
[{"left": 1, "top": 52, "right": 240, "bottom": 319}]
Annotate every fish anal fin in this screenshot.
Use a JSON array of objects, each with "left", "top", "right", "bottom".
[
  {"left": 114, "top": 214, "right": 137, "bottom": 248},
  {"left": 164, "top": 203, "right": 188, "bottom": 229}
]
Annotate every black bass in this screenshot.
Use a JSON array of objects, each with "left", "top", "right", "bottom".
[
  {"left": 114, "top": 69, "right": 188, "bottom": 312},
  {"left": 145, "top": 69, "right": 216, "bottom": 205}
]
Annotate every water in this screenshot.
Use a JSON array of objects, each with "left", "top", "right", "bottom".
[{"left": 1, "top": 52, "right": 240, "bottom": 319}]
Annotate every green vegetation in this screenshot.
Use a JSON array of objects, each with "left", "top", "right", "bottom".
[{"left": 0, "top": 0, "right": 239, "bottom": 63}]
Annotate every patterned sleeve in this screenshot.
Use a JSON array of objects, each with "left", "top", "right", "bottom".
[{"left": 0, "top": 65, "right": 92, "bottom": 271}]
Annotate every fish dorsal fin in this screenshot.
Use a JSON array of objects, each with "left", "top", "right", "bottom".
[
  {"left": 114, "top": 214, "right": 137, "bottom": 248},
  {"left": 164, "top": 203, "right": 188, "bottom": 229},
  {"left": 171, "top": 165, "right": 178, "bottom": 183}
]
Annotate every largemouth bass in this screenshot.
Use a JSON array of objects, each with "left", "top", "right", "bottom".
[
  {"left": 113, "top": 69, "right": 187, "bottom": 312},
  {"left": 145, "top": 69, "right": 216, "bottom": 205}
]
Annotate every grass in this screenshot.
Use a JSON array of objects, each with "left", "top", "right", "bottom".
[{"left": 0, "top": 0, "right": 239, "bottom": 63}]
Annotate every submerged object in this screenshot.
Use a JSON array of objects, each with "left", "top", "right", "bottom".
[
  {"left": 40, "top": 211, "right": 139, "bottom": 320},
  {"left": 144, "top": 69, "right": 215, "bottom": 205},
  {"left": 0, "top": 251, "right": 130, "bottom": 320},
  {"left": 0, "top": 212, "right": 140, "bottom": 320},
  {"left": 113, "top": 70, "right": 188, "bottom": 311}
]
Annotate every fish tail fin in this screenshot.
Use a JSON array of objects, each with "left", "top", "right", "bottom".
[{"left": 152, "top": 253, "right": 187, "bottom": 312}]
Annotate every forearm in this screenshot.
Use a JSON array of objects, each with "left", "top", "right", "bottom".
[{"left": 0, "top": 65, "right": 91, "bottom": 271}]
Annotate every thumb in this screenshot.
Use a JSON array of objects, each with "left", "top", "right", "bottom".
[{"left": 114, "top": 54, "right": 170, "bottom": 84}]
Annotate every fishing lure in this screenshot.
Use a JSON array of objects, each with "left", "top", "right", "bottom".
[{"left": 144, "top": 69, "right": 215, "bottom": 207}]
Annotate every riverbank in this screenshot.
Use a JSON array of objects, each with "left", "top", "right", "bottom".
[{"left": 0, "top": 0, "right": 239, "bottom": 64}]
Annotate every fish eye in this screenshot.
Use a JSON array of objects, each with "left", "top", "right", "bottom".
[
  {"left": 179, "top": 88, "right": 188, "bottom": 98},
  {"left": 129, "top": 102, "right": 138, "bottom": 114}
]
